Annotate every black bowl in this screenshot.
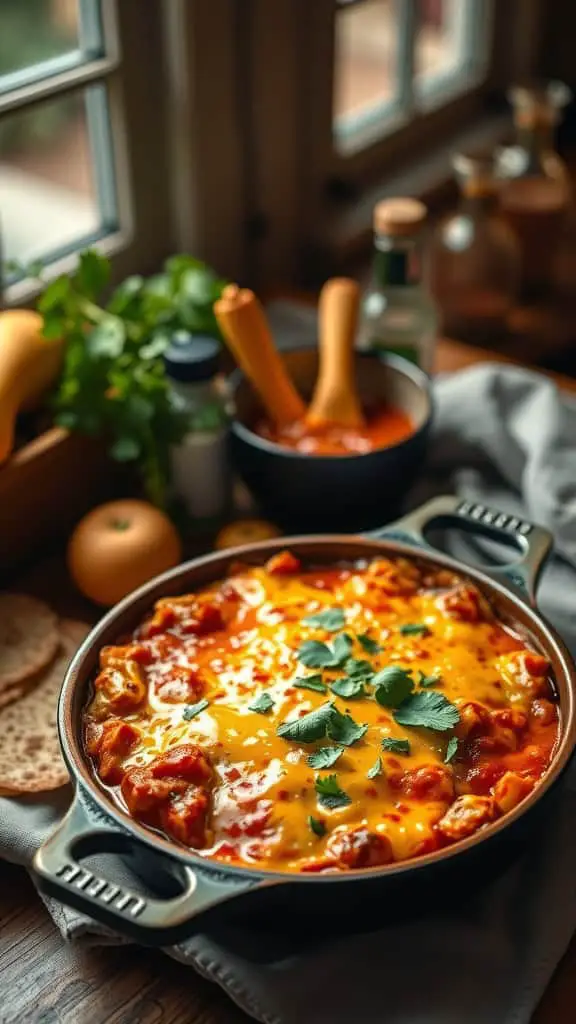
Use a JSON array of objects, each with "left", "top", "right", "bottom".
[{"left": 229, "top": 348, "right": 433, "bottom": 532}]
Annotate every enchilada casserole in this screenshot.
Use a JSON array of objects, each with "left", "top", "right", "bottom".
[{"left": 84, "top": 551, "right": 559, "bottom": 873}]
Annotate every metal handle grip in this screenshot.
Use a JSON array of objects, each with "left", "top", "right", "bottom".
[
  {"left": 33, "top": 791, "right": 259, "bottom": 946},
  {"left": 372, "top": 494, "right": 553, "bottom": 603}
]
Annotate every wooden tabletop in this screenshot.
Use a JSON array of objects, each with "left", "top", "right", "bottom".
[{"left": 2, "top": 336, "right": 576, "bottom": 1024}]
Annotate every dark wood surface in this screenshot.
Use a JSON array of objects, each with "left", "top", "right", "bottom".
[{"left": 2, "top": 337, "right": 576, "bottom": 1024}]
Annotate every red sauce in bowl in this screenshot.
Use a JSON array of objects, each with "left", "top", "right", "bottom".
[{"left": 255, "top": 405, "right": 414, "bottom": 456}]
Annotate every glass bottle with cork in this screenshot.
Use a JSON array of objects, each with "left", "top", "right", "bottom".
[
  {"left": 498, "top": 81, "right": 572, "bottom": 298},
  {"left": 428, "top": 150, "right": 521, "bottom": 345},
  {"left": 359, "top": 197, "right": 437, "bottom": 373}
]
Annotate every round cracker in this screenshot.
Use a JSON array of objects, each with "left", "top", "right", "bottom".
[
  {"left": 0, "top": 622, "right": 89, "bottom": 795},
  {"left": 0, "top": 594, "right": 59, "bottom": 692}
]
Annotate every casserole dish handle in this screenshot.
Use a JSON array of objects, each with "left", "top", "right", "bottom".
[
  {"left": 33, "top": 790, "right": 265, "bottom": 946},
  {"left": 372, "top": 495, "right": 553, "bottom": 603}
]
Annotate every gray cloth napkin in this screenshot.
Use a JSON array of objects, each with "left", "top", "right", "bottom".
[{"left": 2, "top": 349, "right": 576, "bottom": 1024}]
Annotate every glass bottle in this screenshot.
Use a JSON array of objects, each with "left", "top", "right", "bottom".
[
  {"left": 358, "top": 198, "right": 437, "bottom": 373},
  {"left": 428, "top": 151, "right": 521, "bottom": 345},
  {"left": 498, "top": 81, "right": 572, "bottom": 298}
]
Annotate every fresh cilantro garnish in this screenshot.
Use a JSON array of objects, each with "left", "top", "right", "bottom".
[
  {"left": 373, "top": 666, "right": 415, "bottom": 708},
  {"left": 367, "top": 757, "right": 382, "bottom": 779},
  {"left": 393, "top": 691, "right": 460, "bottom": 732},
  {"left": 315, "top": 774, "right": 351, "bottom": 810},
  {"left": 277, "top": 702, "right": 335, "bottom": 743},
  {"left": 330, "top": 676, "right": 367, "bottom": 699},
  {"left": 345, "top": 658, "right": 374, "bottom": 679},
  {"left": 399, "top": 623, "right": 430, "bottom": 636},
  {"left": 182, "top": 699, "right": 209, "bottom": 720},
  {"left": 357, "top": 633, "right": 382, "bottom": 655},
  {"left": 308, "top": 815, "right": 326, "bottom": 837},
  {"left": 307, "top": 745, "right": 344, "bottom": 769},
  {"left": 327, "top": 708, "right": 368, "bottom": 747},
  {"left": 248, "top": 692, "right": 274, "bottom": 714},
  {"left": 297, "top": 633, "right": 352, "bottom": 669},
  {"left": 381, "top": 737, "right": 411, "bottom": 756},
  {"left": 418, "top": 670, "right": 442, "bottom": 688},
  {"left": 304, "top": 608, "right": 346, "bottom": 632},
  {"left": 445, "top": 736, "right": 459, "bottom": 763},
  {"left": 294, "top": 675, "right": 328, "bottom": 694}
]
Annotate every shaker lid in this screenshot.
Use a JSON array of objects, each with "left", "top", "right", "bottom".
[
  {"left": 163, "top": 331, "right": 220, "bottom": 383},
  {"left": 373, "top": 198, "right": 427, "bottom": 237}
]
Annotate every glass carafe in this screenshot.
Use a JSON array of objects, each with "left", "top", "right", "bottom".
[
  {"left": 498, "top": 81, "right": 572, "bottom": 298},
  {"left": 428, "top": 151, "right": 521, "bottom": 345}
]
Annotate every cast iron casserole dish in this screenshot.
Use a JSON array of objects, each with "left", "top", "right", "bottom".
[{"left": 33, "top": 496, "right": 576, "bottom": 946}]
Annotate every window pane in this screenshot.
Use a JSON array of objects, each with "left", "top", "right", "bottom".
[
  {"left": 415, "top": 0, "right": 470, "bottom": 95},
  {"left": 0, "top": 84, "right": 117, "bottom": 267},
  {"left": 334, "top": 0, "right": 399, "bottom": 143},
  {"left": 0, "top": 0, "right": 103, "bottom": 88}
]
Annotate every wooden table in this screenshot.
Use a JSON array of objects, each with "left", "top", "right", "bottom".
[{"left": 2, "top": 337, "right": 576, "bottom": 1024}]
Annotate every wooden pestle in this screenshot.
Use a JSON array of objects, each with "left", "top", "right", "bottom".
[
  {"left": 214, "top": 285, "right": 305, "bottom": 428},
  {"left": 306, "top": 277, "right": 365, "bottom": 429}
]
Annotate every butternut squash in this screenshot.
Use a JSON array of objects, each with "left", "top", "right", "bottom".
[{"left": 0, "top": 310, "right": 64, "bottom": 463}]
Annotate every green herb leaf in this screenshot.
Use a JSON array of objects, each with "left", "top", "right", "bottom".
[
  {"left": 332, "top": 633, "right": 353, "bottom": 665},
  {"left": 394, "top": 691, "right": 460, "bottom": 732},
  {"left": 367, "top": 757, "right": 382, "bottom": 779},
  {"left": 249, "top": 692, "right": 274, "bottom": 714},
  {"left": 183, "top": 699, "right": 209, "bottom": 720},
  {"left": 297, "top": 640, "right": 337, "bottom": 669},
  {"left": 418, "top": 671, "right": 442, "bottom": 688},
  {"left": 277, "top": 702, "right": 335, "bottom": 743},
  {"left": 294, "top": 675, "right": 328, "bottom": 694},
  {"left": 75, "top": 248, "right": 110, "bottom": 299},
  {"left": 373, "top": 666, "right": 415, "bottom": 708},
  {"left": 308, "top": 815, "right": 326, "bottom": 837},
  {"left": 381, "top": 737, "right": 411, "bottom": 756},
  {"left": 344, "top": 658, "right": 374, "bottom": 679},
  {"left": 109, "top": 435, "right": 141, "bottom": 461},
  {"left": 307, "top": 745, "right": 344, "bottom": 769},
  {"left": 315, "top": 774, "right": 351, "bottom": 810},
  {"left": 304, "top": 608, "right": 346, "bottom": 632},
  {"left": 357, "top": 633, "right": 382, "bottom": 655},
  {"left": 327, "top": 708, "right": 368, "bottom": 747},
  {"left": 445, "top": 736, "right": 459, "bottom": 763},
  {"left": 399, "top": 623, "right": 430, "bottom": 636},
  {"left": 330, "top": 676, "right": 367, "bottom": 699}
]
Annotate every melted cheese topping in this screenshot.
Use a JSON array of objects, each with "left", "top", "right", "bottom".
[{"left": 83, "top": 554, "right": 559, "bottom": 873}]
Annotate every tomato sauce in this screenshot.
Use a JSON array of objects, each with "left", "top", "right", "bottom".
[
  {"left": 84, "top": 552, "right": 559, "bottom": 874},
  {"left": 255, "top": 404, "right": 414, "bottom": 455}
]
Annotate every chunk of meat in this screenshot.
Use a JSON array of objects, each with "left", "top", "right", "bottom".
[
  {"left": 89, "top": 720, "right": 140, "bottom": 784},
  {"left": 492, "top": 771, "right": 533, "bottom": 815},
  {"left": 266, "top": 551, "right": 301, "bottom": 575},
  {"left": 530, "top": 698, "right": 557, "bottom": 726},
  {"left": 491, "top": 708, "right": 528, "bottom": 733},
  {"left": 437, "top": 583, "right": 490, "bottom": 623},
  {"left": 456, "top": 701, "right": 492, "bottom": 740},
  {"left": 399, "top": 764, "right": 455, "bottom": 803},
  {"left": 464, "top": 761, "right": 506, "bottom": 795},
  {"left": 437, "top": 795, "right": 494, "bottom": 841},
  {"left": 141, "top": 595, "right": 227, "bottom": 639},
  {"left": 139, "top": 604, "right": 177, "bottom": 639},
  {"left": 326, "top": 826, "right": 394, "bottom": 868},
  {"left": 93, "top": 658, "right": 147, "bottom": 714},
  {"left": 100, "top": 644, "right": 153, "bottom": 669},
  {"left": 503, "top": 650, "right": 551, "bottom": 697},
  {"left": 366, "top": 557, "right": 420, "bottom": 596},
  {"left": 121, "top": 744, "right": 213, "bottom": 848},
  {"left": 153, "top": 665, "right": 205, "bottom": 704}
]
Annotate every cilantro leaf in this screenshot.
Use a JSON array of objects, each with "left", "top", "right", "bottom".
[
  {"left": 304, "top": 608, "right": 346, "bottom": 632},
  {"left": 367, "top": 757, "right": 382, "bottom": 779},
  {"left": 373, "top": 666, "right": 415, "bottom": 708},
  {"left": 445, "top": 736, "right": 459, "bottom": 763},
  {"left": 297, "top": 640, "right": 335, "bottom": 669},
  {"left": 357, "top": 633, "right": 382, "bottom": 655},
  {"left": 418, "top": 670, "right": 442, "bottom": 688},
  {"left": 308, "top": 815, "right": 326, "bottom": 837},
  {"left": 327, "top": 708, "right": 368, "bottom": 747},
  {"left": 332, "top": 633, "right": 353, "bottom": 665},
  {"left": 394, "top": 691, "right": 460, "bottom": 732},
  {"left": 399, "top": 623, "right": 430, "bottom": 636},
  {"left": 315, "top": 774, "right": 351, "bottom": 810},
  {"left": 330, "top": 676, "right": 367, "bottom": 699},
  {"left": 248, "top": 692, "right": 274, "bottom": 714},
  {"left": 381, "top": 737, "right": 411, "bottom": 756},
  {"left": 307, "top": 745, "right": 344, "bottom": 769},
  {"left": 277, "top": 702, "right": 335, "bottom": 743},
  {"left": 345, "top": 658, "right": 374, "bottom": 679},
  {"left": 294, "top": 675, "right": 328, "bottom": 694},
  {"left": 183, "top": 699, "right": 209, "bottom": 720}
]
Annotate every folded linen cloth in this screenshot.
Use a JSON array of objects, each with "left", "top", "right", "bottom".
[{"left": 2, "top": 323, "right": 576, "bottom": 1023}]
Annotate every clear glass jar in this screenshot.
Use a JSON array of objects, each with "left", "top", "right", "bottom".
[
  {"left": 498, "top": 81, "right": 572, "bottom": 298},
  {"left": 358, "top": 198, "right": 437, "bottom": 373},
  {"left": 428, "top": 151, "right": 521, "bottom": 344}
]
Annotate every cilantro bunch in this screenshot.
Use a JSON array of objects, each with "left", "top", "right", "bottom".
[{"left": 36, "top": 249, "right": 227, "bottom": 507}]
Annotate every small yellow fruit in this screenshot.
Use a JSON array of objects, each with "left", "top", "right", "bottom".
[{"left": 215, "top": 519, "right": 282, "bottom": 551}]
